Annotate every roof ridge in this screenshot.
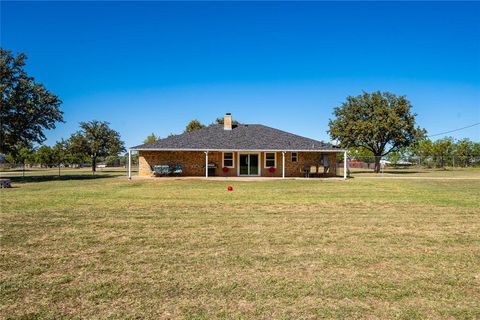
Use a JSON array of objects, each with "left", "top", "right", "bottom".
[{"left": 131, "top": 122, "right": 342, "bottom": 150}]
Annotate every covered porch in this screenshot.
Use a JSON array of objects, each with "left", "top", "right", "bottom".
[{"left": 128, "top": 149, "right": 348, "bottom": 179}]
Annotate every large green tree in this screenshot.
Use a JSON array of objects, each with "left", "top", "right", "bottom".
[
  {"left": 67, "top": 121, "right": 125, "bottom": 172},
  {"left": 144, "top": 133, "right": 158, "bottom": 144},
  {"left": 454, "top": 138, "right": 474, "bottom": 167},
  {"left": 432, "top": 137, "right": 454, "bottom": 168},
  {"left": 35, "top": 145, "right": 54, "bottom": 168},
  {"left": 412, "top": 139, "right": 433, "bottom": 159},
  {"left": 184, "top": 119, "right": 206, "bottom": 133},
  {"left": 0, "top": 49, "right": 63, "bottom": 155},
  {"left": 9, "top": 145, "right": 35, "bottom": 177},
  {"left": 52, "top": 139, "right": 69, "bottom": 175},
  {"left": 472, "top": 142, "right": 480, "bottom": 159},
  {"left": 17, "top": 146, "right": 35, "bottom": 165},
  {"left": 52, "top": 139, "right": 68, "bottom": 162},
  {"left": 329, "top": 91, "right": 426, "bottom": 173}
]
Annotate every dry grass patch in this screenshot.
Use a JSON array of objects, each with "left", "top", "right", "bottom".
[{"left": 1, "top": 175, "right": 479, "bottom": 319}]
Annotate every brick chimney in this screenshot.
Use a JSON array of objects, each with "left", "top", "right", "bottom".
[{"left": 224, "top": 113, "right": 232, "bottom": 130}]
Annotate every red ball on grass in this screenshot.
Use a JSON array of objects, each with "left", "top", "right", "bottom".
[{"left": 227, "top": 186, "right": 233, "bottom": 191}]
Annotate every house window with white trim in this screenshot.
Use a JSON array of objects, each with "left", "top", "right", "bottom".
[
  {"left": 264, "top": 152, "right": 276, "bottom": 168},
  {"left": 291, "top": 152, "right": 298, "bottom": 162},
  {"left": 223, "top": 152, "right": 234, "bottom": 168}
]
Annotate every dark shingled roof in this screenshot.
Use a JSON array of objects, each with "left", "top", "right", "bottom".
[{"left": 132, "top": 124, "right": 344, "bottom": 151}]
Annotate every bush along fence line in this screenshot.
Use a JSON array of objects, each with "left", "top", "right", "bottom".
[
  {"left": 333, "top": 155, "right": 480, "bottom": 177},
  {"left": 0, "top": 161, "right": 139, "bottom": 179},
  {"left": 340, "top": 155, "right": 480, "bottom": 169}
]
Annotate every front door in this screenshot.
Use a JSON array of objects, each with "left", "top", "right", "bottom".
[{"left": 239, "top": 154, "right": 260, "bottom": 176}]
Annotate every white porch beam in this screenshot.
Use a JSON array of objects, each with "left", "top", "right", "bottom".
[
  {"left": 343, "top": 151, "right": 347, "bottom": 180},
  {"left": 282, "top": 151, "right": 286, "bottom": 179},
  {"left": 205, "top": 151, "right": 209, "bottom": 178},
  {"left": 128, "top": 149, "right": 132, "bottom": 180}
]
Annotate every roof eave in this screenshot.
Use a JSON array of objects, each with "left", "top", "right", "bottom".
[{"left": 129, "top": 147, "right": 347, "bottom": 152}]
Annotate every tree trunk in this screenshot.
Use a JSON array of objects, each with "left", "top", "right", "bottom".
[
  {"left": 374, "top": 156, "right": 381, "bottom": 173},
  {"left": 92, "top": 156, "right": 97, "bottom": 174}
]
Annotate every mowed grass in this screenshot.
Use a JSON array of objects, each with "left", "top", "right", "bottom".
[
  {"left": 1, "top": 174, "right": 479, "bottom": 319},
  {"left": 350, "top": 167, "right": 480, "bottom": 178}
]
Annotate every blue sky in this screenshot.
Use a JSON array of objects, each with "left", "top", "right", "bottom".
[{"left": 2, "top": 1, "right": 479, "bottom": 148}]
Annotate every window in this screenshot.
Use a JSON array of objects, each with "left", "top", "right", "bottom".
[
  {"left": 264, "top": 152, "right": 276, "bottom": 168},
  {"left": 223, "top": 152, "right": 234, "bottom": 168},
  {"left": 291, "top": 152, "right": 298, "bottom": 162}
]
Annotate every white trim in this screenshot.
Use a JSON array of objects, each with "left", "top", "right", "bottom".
[
  {"left": 237, "top": 152, "right": 261, "bottom": 176},
  {"left": 282, "top": 151, "right": 285, "bottom": 179},
  {"left": 264, "top": 152, "right": 276, "bottom": 168},
  {"left": 222, "top": 152, "right": 235, "bottom": 168},
  {"left": 291, "top": 152, "right": 298, "bottom": 162},
  {"left": 131, "top": 148, "right": 347, "bottom": 153},
  {"left": 343, "top": 151, "right": 347, "bottom": 180},
  {"left": 205, "top": 151, "right": 209, "bottom": 178},
  {"left": 128, "top": 149, "right": 132, "bottom": 179}
]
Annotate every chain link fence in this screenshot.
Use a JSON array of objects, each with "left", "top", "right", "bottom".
[
  {"left": 0, "top": 161, "right": 139, "bottom": 182},
  {"left": 2, "top": 155, "right": 479, "bottom": 181},
  {"left": 336, "top": 155, "right": 480, "bottom": 178}
]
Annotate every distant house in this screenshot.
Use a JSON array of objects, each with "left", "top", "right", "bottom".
[
  {"left": 380, "top": 159, "right": 414, "bottom": 167},
  {"left": 129, "top": 114, "right": 347, "bottom": 178},
  {"left": 344, "top": 160, "right": 370, "bottom": 169},
  {"left": 396, "top": 160, "right": 413, "bottom": 166}
]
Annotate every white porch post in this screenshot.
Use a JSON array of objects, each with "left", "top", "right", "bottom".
[
  {"left": 205, "top": 151, "right": 209, "bottom": 178},
  {"left": 282, "top": 151, "right": 286, "bottom": 179},
  {"left": 343, "top": 151, "right": 347, "bottom": 179},
  {"left": 128, "top": 149, "right": 132, "bottom": 179}
]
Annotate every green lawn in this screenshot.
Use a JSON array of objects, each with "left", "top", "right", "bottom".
[
  {"left": 1, "top": 174, "right": 479, "bottom": 319},
  {"left": 350, "top": 167, "right": 480, "bottom": 178}
]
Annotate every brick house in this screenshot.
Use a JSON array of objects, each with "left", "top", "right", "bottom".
[{"left": 128, "top": 114, "right": 347, "bottom": 178}]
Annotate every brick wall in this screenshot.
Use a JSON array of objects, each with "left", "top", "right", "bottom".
[
  {"left": 204, "top": 151, "right": 237, "bottom": 177},
  {"left": 138, "top": 151, "right": 238, "bottom": 177},
  {"left": 284, "top": 152, "right": 337, "bottom": 177},
  {"left": 139, "top": 151, "right": 205, "bottom": 176},
  {"left": 138, "top": 150, "right": 337, "bottom": 177}
]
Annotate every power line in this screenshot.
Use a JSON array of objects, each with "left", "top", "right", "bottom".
[{"left": 428, "top": 122, "right": 480, "bottom": 138}]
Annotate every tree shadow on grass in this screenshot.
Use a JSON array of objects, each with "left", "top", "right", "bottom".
[
  {"left": 351, "top": 170, "right": 424, "bottom": 175},
  {"left": 5, "top": 174, "right": 117, "bottom": 184}
]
